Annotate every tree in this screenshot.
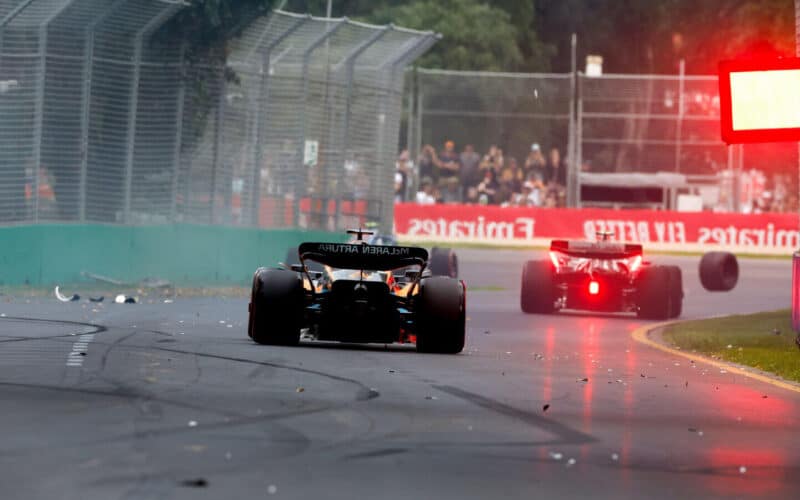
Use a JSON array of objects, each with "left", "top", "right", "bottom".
[{"left": 368, "top": 0, "right": 545, "bottom": 72}]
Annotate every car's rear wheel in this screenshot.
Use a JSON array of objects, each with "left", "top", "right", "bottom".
[
  {"left": 699, "top": 251, "right": 738, "bottom": 291},
  {"left": 665, "top": 265, "right": 683, "bottom": 318},
  {"left": 248, "top": 268, "right": 303, "bottom": 345},
  {"left": 429, "top": 247, "right": 458, "bottom": 278},
  {"left": 636, "top": 266, "right": 676, "bottom": 320},
  {"left": 416, "top": 277, "right": 465, "bottom": 354},
  {"left": 520, "top": 260, "right": 556, "bottom": 314}
]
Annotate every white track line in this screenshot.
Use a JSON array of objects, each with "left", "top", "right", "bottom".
[{"left": 65, "top": 333, "right": 95, "bottom": 368}]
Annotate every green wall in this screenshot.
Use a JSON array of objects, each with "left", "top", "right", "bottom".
[{"left": 0, "top": 224, "right": 346, "bottom": 286}]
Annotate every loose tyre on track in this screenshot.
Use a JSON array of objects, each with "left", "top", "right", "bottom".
[{"left": 699, "top": 251, "right": 738, "bottom": 292}]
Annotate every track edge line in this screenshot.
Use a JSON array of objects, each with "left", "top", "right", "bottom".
[{"left": 631, "top": 320, "right": 800, "bottom": 395}]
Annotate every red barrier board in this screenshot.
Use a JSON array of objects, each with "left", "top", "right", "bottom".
[{"left": 395, "top": 203, "right": 800, "bottom": 250}]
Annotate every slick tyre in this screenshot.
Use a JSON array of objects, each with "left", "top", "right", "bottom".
[
  {"left": 248, "top": 268, "right": 303, "bottom": 346},
  {"left": 699, "top": 251, "right": 738, "bottom": 291},
  {"left": 416, "top": 277, "right": 466, "bottom": 354},
  {"left": 429, "top": 247, "right": 459, "bottom": 278},
  {"left": 520, "top": 260, "right": 556, "bottom": 314},
  {"left": 637, "top": 266, "right": 676, "bottom": 320},
  {"left": 665, "top": 265, "right": 683, "bottom": 319}
]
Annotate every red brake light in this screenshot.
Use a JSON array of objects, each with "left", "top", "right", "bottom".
[{"left": 589, "top": 281, "right": 600, "bottom": 295}]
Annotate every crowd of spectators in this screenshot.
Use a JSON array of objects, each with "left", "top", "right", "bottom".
[{"left": 395, "top": 140, "right": 568, "bottom": 207}]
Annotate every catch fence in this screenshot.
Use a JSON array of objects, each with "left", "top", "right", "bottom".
[{"left": 0, "top": 2, "right": 436, "bottom": 231}]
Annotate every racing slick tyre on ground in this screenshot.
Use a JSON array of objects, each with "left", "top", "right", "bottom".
[
  {"left": 665, "top": 265, "right": 683, "bottom": 319},
  {"left": 415, "top": 277, "right": 465, "bottom": 354},
  {"left": 636, "top": 266, "right": 680, "bottom": 320},
  {"left": 429, "top": 247, "right": 459, "bottom": 278},
  {"left": 248, "top": 268, "right": 303, "bottom": 346},
  {"left": 520, "top": 260, "right": 556, "bottom": 314},
  {"left": 699, "top": 251, "right": 738, "bottom": 292}
]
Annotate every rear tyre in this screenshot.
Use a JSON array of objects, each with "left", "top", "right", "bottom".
[
  {"left": 636, "top": 266, "right": 674, "bottom": 320},
  {"left": 699, "top": 251, "right": 738, "bottom": 291},
  {"left": 248, "top": 268, "right": 303, "bottom": 346},
  {"left": 665, "top": 265, "right": 683, "bottom": 318},
  {"left": 429, "top": 247, "right": 458, "bottom": 278},
  {"left": 520, "top": 260, "right": 556, "bottom": 314},
  {"left": 416, "top": 277, "right": 465, "bottom": 354}
]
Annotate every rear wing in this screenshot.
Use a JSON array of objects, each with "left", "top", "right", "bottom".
[
  {"left": 298, "top": 242, "right": 428, "bottom": 271},
  {"left": 550, "top": 240, "right": 643, "bottom": 259}
]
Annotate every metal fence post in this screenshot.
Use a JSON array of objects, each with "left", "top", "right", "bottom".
[
  {"left": 78, "top": 0, "right": 127, "bottom": 222},
  {"left": 123, "top": 4, "right": 182, "bottom": 224},
  {"left": 576, "top": 74, "right": 584, "bottom": 208},
  {"left": 30, "top": 1, "right": 75, "bottom": 223},
  {"left": 566, "top": 33, "right": 578, "bottom": 207},
  {"left": 210, "top": 70, "right": 227, "bottom": 223},
  {"left": 376, "top": 33, "right": 438, "bottom": 232},
  {"left": 295, "top": 18, "right": 346, "bottom": 228},
  {"left": 250, "top": 15, "right": 308, "bottom": 227},
  {"left": 674, "top": 59, "right": 685, "bottom": 172},
  {"left": 170, "top": 42, "right": 186, "bottom": 221}
]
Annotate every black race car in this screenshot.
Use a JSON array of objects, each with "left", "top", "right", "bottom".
[
  {"left": 521, "top": 233, "right": 738, "bottom": 319},
  {"left": 249, "top": 229, "right": 466, "bottom": 354}
]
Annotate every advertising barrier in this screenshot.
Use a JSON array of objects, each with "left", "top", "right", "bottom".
[{"left": 395, "top": 203, "right": 800, "bottom": 254}]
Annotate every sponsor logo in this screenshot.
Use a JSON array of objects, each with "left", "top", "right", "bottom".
[
  {"left": 315, "top": 243, "right": 413, "bottom": 257},
  {"left": 407, "top": 216, "right": 536, "bottom": 240}
]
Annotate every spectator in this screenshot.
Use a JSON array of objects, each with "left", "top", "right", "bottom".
[
  {"left": 544, "top": 147, "right": 567, "bottom": 187},
  {"left": 415, "top": 176, "right": 436, "bottom": 205},
  {"left": 524, "top": 143, "right": 546, "bottom": 181},
  {"left": 510, "top": 180, "right": 541, "bottom": 207},
  {"left": 438, "top": 140, "right": 461, "bottom": 181},
  {"left": 440, "top": 177, "right": 461, "bottom": 203},
  {"left": 476, "top": 169, "right": 499, "bottom": 205},
  {"left": 479, "top": 145, "right": 504, "bottom": 174},
  {"left": 417, "top": 145, "right": 439, "bottom": 184},
  {"left": 395, "top": 149, "right": 411, "bottom": 202},
  {"left": 459, "top": 144, "right": 481, "bottom": 193},
  {"left": 500, "top": 157, "right": 524, "bottom": 193}
]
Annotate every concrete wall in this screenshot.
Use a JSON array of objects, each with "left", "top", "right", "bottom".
[{"left": 0, "top": 224, "right": 346, "bottom": 286}]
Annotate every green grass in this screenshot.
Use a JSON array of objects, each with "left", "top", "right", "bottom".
[
  {"left": 468, "top": 285, "right": 506, "bottom": 292},
  {"left": 662, "top": 309, "right": 800, "bottom": 383}
]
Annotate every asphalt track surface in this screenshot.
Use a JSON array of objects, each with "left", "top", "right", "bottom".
[{"left": 1, "top": 249, "right": 798, "bottom": 499}]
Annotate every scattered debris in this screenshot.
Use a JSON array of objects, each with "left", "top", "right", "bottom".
[
  {"left": 549, "top": 452, "right": 563, "bottom": 461},
  {"left": 89, "top": 296, "right": 104, "bottom": 303},
  {"left": 163, "top": 299, "right": 174, "bottom": 304},
  {"left": 55, "top": 286, "right": 79, "bottom": 302},
  {"left": 578, "top": 378, "right": 589, "bottom": 383},
  {"left": 388, "top": 369, "right": 395, "bottom": 373},
  {"left": 180, "top": 478, "right": 208, "bottom": 488},
  {"left": 542, "top": 404, "right": 550, "bottom": 412},
  {"left": 611, "top": 453, "right": 619, "bottom": 461},
  {"left": 739, "top": 466, "right": 747, "bottom": 474},
  {"left": 762, "top": 395, "right": 768, "bottom": 399},
  {"left": 424, "top": 395, "right": 438, "bottom": 400},
  {"left": 225, "top": 452, "right": 232, "bottom": 460},
  {"left": 772, "top": 328, "right": 781, "bottom": 335},
  {"left": 566, "top": 458, "right": 576, "bottom": 467},
  {"left": 267, "top": 485, "right": 278, "bottom": 495},
  {"left": 114, "top": 294, "right": 137, "bottom": 304},
  {"left": 726, "top": 344, "right": 733, "bottom": 349},
  {"left": 296, "top": 387, "right": 305, "bottom": 393},
  {"left": 188, "top": 420, "right": 198, "bottom": 427},
  {"left": 483, "top": 330, "right": 490, "bottom": 335}
]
